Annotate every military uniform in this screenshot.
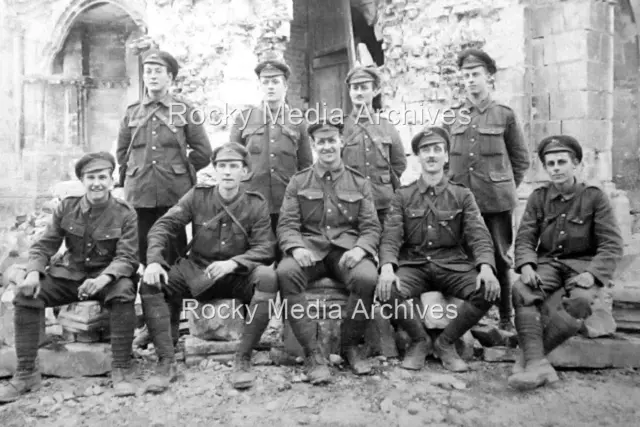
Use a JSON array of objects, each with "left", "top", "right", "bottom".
[
  {"left": 276, "top": 119, "right": 381, "bottom": 381},
  {"left": 342, "top": 66, "right": 407, "bottom": 224},
  {"left": 229, "top": 59, "right": 313, "bottom": 232},
  {"left": 508, "top": 136, "right": 623, "bottom": 390},
  {"left": 379, "top": 128, "right": 497, "bottom": 372},
  {"left": 444, "top": 49, "right": 531, "bottom": 326},
  {"left": 0, "top": 152, "right": 140, "bottom": 402},
  {"left": 140, "top": 142, "right": 277, "bottom": 391},
  {"left": 116, "top": 50, "right": 213, "bottom": 266}
]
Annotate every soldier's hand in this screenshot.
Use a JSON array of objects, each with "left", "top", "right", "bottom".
[
  {"left": 520, "top": 264, "right": 542, "bottom": 288},
  {"left": 476, "top": 265, "right": 500, "bottom": 302},
  {"left": 292, "top": 248, "right": 314, "bottom": 268},
  {"left": 78, "top": 275, "right": 112, "bottom": 299},
  {"left": 338, "top": 247, "right": 366, "bottom": 269},
  {"left": 205, "top": 260, "right": 238, "bottom": 283},
  {"left": 17, "top": 271, "right": 41, "bottom": 299},
  {"left": 143, "top": 263, "right": 169, "bottom": 287},
  {"left": 566, "top": 272, "right": 595, "bottom": 289},
  {"left": 375, "top": 264, "right": 399, "bottom": 303}
]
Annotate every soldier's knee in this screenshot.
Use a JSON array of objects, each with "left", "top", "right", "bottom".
[
  {"left": 253, "top": 265, "right": 278, "bottom": 294},
  {"left": 139, "top": 282, "right": 163, "bottom": 296},
  {"left": 511, "top": 279, "right": 535, "bottom": 308}
]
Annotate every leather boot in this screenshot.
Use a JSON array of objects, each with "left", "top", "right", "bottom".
[
  {"left": 231, "top": 292, "right": 274, "bottom": 389},
  {"left": 286, "top": 294, "right": 331, "bottom": 384},
  {"left": 508, "top": 306, "right": 558, "bottom": 390},
  {"left": 434, "top": 302, "right": 486, "bottom": 372},
  {"left": 141, "top": 293, "right": 176, "bottom": 394},
  {"left": 0, "top": 370, "right": 41, "bottom": 403},
  {"left": 341, "top": 293, "right": 372, "bottom": 375},
  {"left": 112, "top": 367, "right": 137, "bottom": 397},
  {"left": 512, "top": 306, "right": 584, "bottom": 375},
  {"left": 395, "top": 299, "right": 431, "bottom": 371}
]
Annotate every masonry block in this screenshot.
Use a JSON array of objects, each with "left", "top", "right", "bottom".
[
  {"left": 483, "top": 346, "right": 518, "bottom": 363},
  {"left": 183, "top": 335, "right": 240, "bottom": 357},
  {"left": 532, "top": 94, "right": 550, "bottom": 121},
  {"left": 494, "top": 67, "right": 527, "bottom": 94},
  {"left": 547, "top": 333, "right": 640, "bottom": 368},
  {"left": 532, "top": 121, "right": 562, "bottom": 148},
  {"left": 550, "top": 91, "right": 608, "bottom": 120},
  {"left": 57, "top": 301, "right": 110, "bottom": 333},
  {"left": 612, "top": 287, "right": 640, "bottom": 332},
  {"left": 560, "top": 119, "right": 612, "bottom": 150},
  {"left": 587, "top": 59, "right": 613, "bottom": 92},
  {"left": 185, "top": 298, "right": 245, "bottom": 341},
  {"left": 581, "top": 287, "right": 616, "bottom": 338},
  {"left": 544, "top": 30, "right": 588, "bottom": 65},
  {"left": 531, "top": 38, "right": 544, "bottom": 68}
]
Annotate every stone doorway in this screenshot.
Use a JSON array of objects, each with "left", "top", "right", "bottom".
[
  {"left": 613, "top": 0, "right": 640, "bottom": 196},
  {"left": 22, "top": 1, "right": 143, "bottom": 167}
]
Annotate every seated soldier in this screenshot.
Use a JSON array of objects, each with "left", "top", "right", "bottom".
[
  {"left": 276, "top": 118, "right": 381, "bottom": 384},
  {"left": 0, "top": 152, "right": 140, "bottom": 402},
  {"left": 376, "top": 126, "right": 500, "bottom": 372},
  {"left": 508, "top": 135, "right": 623, "bottom": 391},
  {"left": 141, "top": 142, "right": 277, "bottom": 392}
]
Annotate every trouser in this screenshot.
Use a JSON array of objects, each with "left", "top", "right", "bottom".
[
  {"left": 136, "top": 207, "right": 187, "bottom": 267},
  {"left": 481, "top": 210, "right": 514, "bottom": 319},
  {"left": 276, "top": 247, "right": 378, "bottom": 352},
  {"left": 377, "top": 208, "right": 389, "bottom": 228},
  {"left": 13, "top": 273, "right": 137, "bottom": 373},
  {"left": 270, "top": 214, "right": 282, "bottom": 262},
  {"left": 140, "top": 257, "right": 278, "bottom": 351}
]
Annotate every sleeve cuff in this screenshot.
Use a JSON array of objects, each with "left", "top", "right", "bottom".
[
  {"left": 515, "top": 258, "right": 538, "bottom": 274},
  {"left": 26, "top": 259, "right": 48, "bottom": 276}
]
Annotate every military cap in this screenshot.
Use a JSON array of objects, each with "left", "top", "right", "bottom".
[
  {"left": 254, "top": 59, "right": 291, "bottom": 80},
  {"left": 537, "top": 135, "right": 583, "bottom": 163},
  {"left": 211, "top": 142, "right": 250, "bottom": 166},
  {"left": 345, "top": 66, "right": 381, "bottom": 87},
  {"left": 411, "top": 126, "right": 450, "bottom": 155},
  {"left": 142, "top": 50, "right": 179, "bottom": 78},
  {"left": 457, "top": 48, "right": 497, "bottom": 75},
  {"left": 307, "top": 116, "right": 344, "bottom": 138},
  {"left": 75, "top": 152, "right": 116, "bottom": 179}
]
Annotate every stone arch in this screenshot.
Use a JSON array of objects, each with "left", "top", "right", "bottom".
[
  {"left": 40, "top": 0, "right": 146, "bottom": 74},
  {"left": 613, "top": 0, "right": 640, "bottom": 192}
]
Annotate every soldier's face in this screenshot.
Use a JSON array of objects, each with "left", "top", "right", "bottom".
[
  {"left": 544, "top": 152, "right": 578, "bottom": 186},
  {"left": 82, "top": 169, "right": 113, "bottom": 204},
  {"left": 214, "top": 160, "right": 246, "bottom": 190},
  {"left": 462, "top": 66, "right": 490, "bottom": 96},
  {"left": 143, "top": 64, "right": 172, "bottom": 92},
  {"left": 418, "top": 143, "right": 448, "bottom": 174},
  {"left": 349, "top": 82, "right": 378, "bottom": 108},
  {"left": 260, "top": 76, "right": 287, "bottom": 103},
  {"left": 312, "top": 132, "right": 343, "bottom": 165}
]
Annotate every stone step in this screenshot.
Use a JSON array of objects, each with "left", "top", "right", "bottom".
[
  {"left": 184, "top": 335, "right": 240, "bottom": 356},
  {"left": 184, "top": 298, "right": 245, "bottom": 341},
  {"left": 547, "top": 333, "right": 640, "bottom": 368},
  {"left": 57, "top": 301, "right": 110, "bottom": 333},
  {"left": 0, "top": 342, "right": 112, "bottom": 378}
]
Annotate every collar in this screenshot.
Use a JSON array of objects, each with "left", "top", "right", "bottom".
[
  {"left": 80, "top": 194, "right": 112, "bottom": 214},
  {"left": 142, "top": 91, "right": 173, "bottom": 107},
  {"left": 464, "top": 94, "right": 493, "bottom": 113},
  {"left": 548, "top": 178, "right": 580, "bottom": 201},
  {"left": 417, "top": 174, "right": 449, "bottom": 195},
  {"left": 349, "top": 105, "right": 376, "bottom": 123},
  {"left": 314, "top": 161, "right": 345, "bottom": 181},
  {"left": 214, "top": 186, "right": 244, "bottom": 209}
]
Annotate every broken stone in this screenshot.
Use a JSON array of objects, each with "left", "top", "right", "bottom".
[
  {"left": 38, "top": 343, "right": 112, "bottom": 377},
  {"left": 57, "top": 301, "right": 110, "bottom": 333},
  {"left": 269, "top": 347, "right": 298, "bottom": 366},
  {"left": 0, "top": 346, "right": 16, "bottom": 378},
  {"left": 429, "top": 373, "right": 467, "bottom": 390},
  {"left": 471, "top": 325, "right": 505, "bottom": 347},
  {"left": 612, "top": 287, "right": 640, "bottom": 332},
  {"left": 407, "top": 402, "right": 421, "bottom": 415},
  {"left": 329, "top": 354, "right": 343, "bottom": 365},
  {"left": 454, "top": 330, "right": 475, "bottom": 361},
  {"left": 252, "top": 351, "right": 272, "bottom": 365},
  {"left": 1, "top": 264, "right": 26, "bottom": 287},
  {"left": 266, "top": 400, "right": 280, "bottom": 411},
  {"left": 548, "top": 333, "right": 640, "bottom": 368},
  {"left": 185, "top": 298, "right": 245, "bottom": 341},
  {"left": 419, "top": 292, "right": 464, "bottom": 329},
  {"left": 40, "top": 396, "right": 56, "bottom": 406},
  {"left": 184, "top": 335, "right": 240, "bottom": 356},
  {"left": 581, "top": 287, "right": 616, "bottom": 338},
  {"left": 379, "top": 396, "right": 396, "bottom": 413},
  {"left": 483, "top": 346, "right": 518, "bottom": 363}
]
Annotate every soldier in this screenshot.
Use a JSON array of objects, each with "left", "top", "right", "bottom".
[
  {"left": 116, "top": 49, "right": 212, "bottom": 268},
  {"left": 0, "top": 153, "right": 139, "bottom": 402},
  {"left": 376, "top": 127, "right": 500, "bottom": 372},
  {"left": 140, "top": 142, "right": 277, "bottom": 392},
  {"left": 229, "top": 57, "right": 313, "bottom": 234},
  {"left": 444, "top": 48, "right": 531, "bottom": 331},
  {"left": 342, "top": 65, "right": 407, "bottom": 225},
  {"left": 508, "top": 136, "right": 623, "bottom": 390},
  {"left": 276, "top": 118, "right": 381, "bottom": 384}
]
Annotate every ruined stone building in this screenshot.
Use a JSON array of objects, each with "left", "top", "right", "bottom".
[{"left": 0, "top": 0, "right": 638, "bottom": 234}]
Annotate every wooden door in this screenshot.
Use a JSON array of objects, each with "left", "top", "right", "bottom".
[{"left": 309, "top": 0, "right": 356, "bottom": 120}]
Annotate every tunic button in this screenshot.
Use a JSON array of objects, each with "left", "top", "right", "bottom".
[
  {"left": 327, "top": 209, "right": 332, "bottom": 213},
  {"left": 470, "top": 138, "right": 475, "bottom": 142},
  {"left": 472, "top": 125, "right": 476, "bottom": 129},
  {"left": 365, "top": 162, "right": 370, "bottom": 166},
  {"left": 152, "top": 146, "right": 156, "bottom": 150},
  {"left": 366, "top": 148, "right": 370, "bottom": 152},
  {"left": 270, "top": 154, "right": 275, "bottom": 157},
  {"left": 427, "top": 256, "right": 431, "bottom": 261},
  {"left": 428, "top": 242, "right": 433, "bottom": 245},
  {"left": 469, "top": 167, "right": 474, "bottom": 171},
  {"left": 271, "top": 168, "right": 275, "bottom": 172},
  {"left": 561, "top": 214, "right": 566, "bottom": 218},
  {"left": 222, "top": 223, "right": 227, "bottom": 227},
  {"left": 554, "top": 257, "right": 559, "bottom": 261},
  {"left": 70, "top": 227, "right": 73, "bottom": 230},
  {"left": 560, "top": 231, "right": 565, "bottom": 234},
  {"left": 222, "top": 241, "right": 226, "bottom": 245},
  {"left": 87, "top": 243, "right": 91, "bottom": 247},
  {"left": 326, "top": 226, "right": 331, "bottom": 229},
  {"left": 348, "top": 216, "right": 353, "bottom": 220},
  {"left": 366, "top": 176, "right": 370, "bottom": 179},
  {"left": 558, "top": 245, "right": 563, "bottom": 249},
  {"left": 85, "top": 257, "right": 90, "bottom": 262},
  {"left": 271, "top": 125, "right": 275, "bottom": 129},
  {"left": 152, "top": 161, "right": 157, "bottom": 164},
  {"left": 153, "top": 117, "right": 157, "bottom": 121},
  {"left": 427, "top": 225, "right": 432, "bottom": 229},
  {"left": 152, "top": 131, "right": 157, "bottom": 136},
  {"left": 470, "top": 153, "right": 474, "bottom": 157},
  {"left": 270, "top": 139, "right": 275, "bottom": 143}
]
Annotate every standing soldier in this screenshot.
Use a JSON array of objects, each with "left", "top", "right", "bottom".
[
  {"left": 0, "top": 153, "right": 140, "bottom": 402},
  {"left": 376, "top": 127, "right": 500, "bottom": 372},
  {"left": 276, "top": 118, "right": 381, "bottom": 384},
  {"left": 229, "top": 57, "right": 313, "bottom": 235},
  {"left": 508, "top": 136, "right": 623, "bottom": 390},
  {"left": 444, "top": 49, "right": 531, "bottom": 331},
  {"left": 342, "top": 66, "right": 407, "bottom": 225},
  {"left": 141, "top": 142, "right": 277, "bottom": 392},
  {"left": 116, "top": 49, "right": 212, "bottom": 269}
]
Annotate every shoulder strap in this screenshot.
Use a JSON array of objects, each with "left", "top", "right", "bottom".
[
  {"left": 155, "top": 108, "right": 197, "bottom": 186},
  {"left": 354, "top": 123, "right": 401, "bottom": 189}
]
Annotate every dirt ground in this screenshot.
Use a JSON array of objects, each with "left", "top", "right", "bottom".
[{"left": 0, "top": 352, "right": 639, "bottom": 427}]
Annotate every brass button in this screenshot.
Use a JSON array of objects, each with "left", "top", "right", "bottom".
[{"left": 469, "top": 167, "right": 474, "bottom": 171}]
